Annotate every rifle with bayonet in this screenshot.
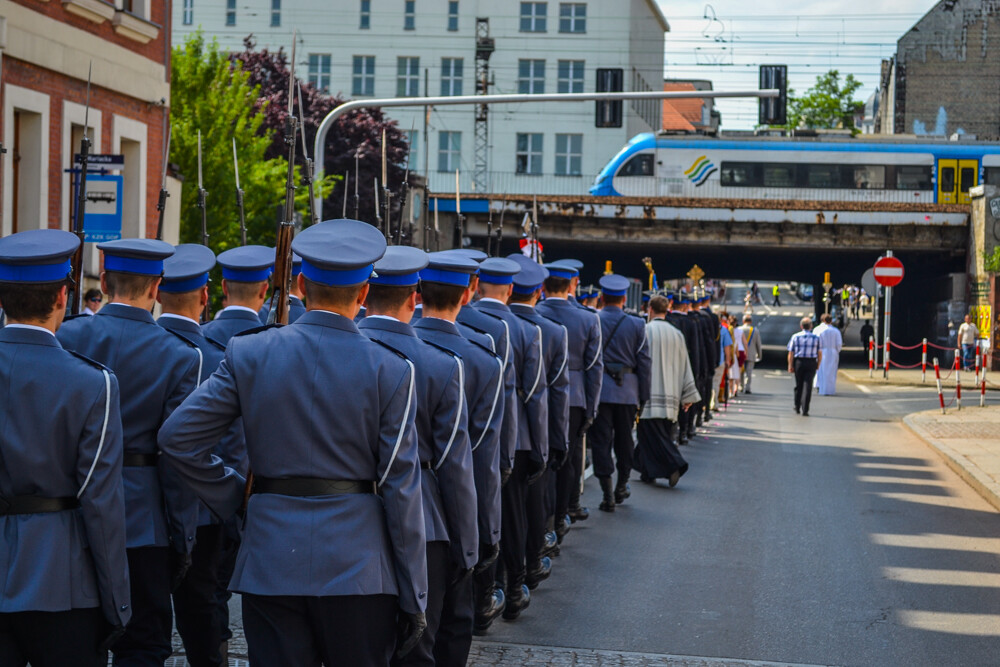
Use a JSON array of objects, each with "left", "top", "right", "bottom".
[
  {"left": 495, "top": 196, "right": 506, "bottom": 257},
  {"left": 353, "top": 152, "right": 360, "bottom": 220},
  {"left": 381, "top": 129, "right": 391, "bottom": 240},
  {"left": 296, "top": 82, "right": 318, "bottom": 227},
  {"left": 232, "top": 137, "right": 247, "bottom": 246},
  {"left": 455, "top": 170, "right": 464, "bottom": 250},
  {"left": 155, "top": 125, "right": 171, "bottom": 241},
  {"left": 196, "top": 131, "right": 210, "bottom": 322},
  {"left": 70, "top": 64, "right": 93, "bottom": 315},
  {"left": 397, "top": 164, "right": 410, "bottom": 246}
]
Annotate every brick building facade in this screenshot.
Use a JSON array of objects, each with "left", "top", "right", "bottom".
[
  {"left": 0, "top": 0, "right": 176, "bottom": 282},
  {"left": 878, "top": 0, "right": 1000, "bottom": 139}
]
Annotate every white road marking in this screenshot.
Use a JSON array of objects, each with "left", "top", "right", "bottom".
[{"left": 897, "top": 611, "right": 1000, "bottom": 636}]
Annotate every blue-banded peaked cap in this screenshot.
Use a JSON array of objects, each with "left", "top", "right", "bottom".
[
  {"left": 545, "top": 260, "right": 579, "bottom": 279},
  {"left": 421, "top": 250, "right": 480, "bottom": 287},
  {"left": 291, "top": 219, "right": 386, "bottom": 286},
  {"left": 560, "top": 259, "right": 584, "bottom": 270},
  {"left": 370, "top": 246, "right": 428, "bottom": 287},
  {"left": 160, "top": 244, "right": 216, "bottom": 293},
  {"left": 0, "top": 229, "right": 80, "bottom": 284},
  {"left": 599, "top": 274, "right": 630, "bottom": 297},
  {"left": 507, "top": 254, "right": 549, "bottom": 294},
  {"left": 477, "top": 257, "right": 521, "bottom": 285},
  {"left": 448, "top": 248, "right": 488, "bottom": 263},
  {"left": 98, "top": 238, "right": 175, "bottom": 276},
  {"left": 217, "top": 245, "right": 274, "bottom": 282}
]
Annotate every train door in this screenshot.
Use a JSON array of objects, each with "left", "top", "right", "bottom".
[
  {"left": 958, "top": 159, "right": 978, "bottom": 205},
  {"left": 937, "top": 159, "right": 957, "bottom": 204}
]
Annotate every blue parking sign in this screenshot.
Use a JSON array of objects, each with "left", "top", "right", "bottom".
[{"left": 82, "top": 174, "right": 123, "bottom": 242}]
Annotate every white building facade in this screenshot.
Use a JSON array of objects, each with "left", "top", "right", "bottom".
[{"left": 174, "top": 0, "right": 668, "bottom": 196}]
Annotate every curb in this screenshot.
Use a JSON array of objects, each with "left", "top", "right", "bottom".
[
  {"left": 901, "top": 414, "right": 1000, "bottom": 513},
  {"left": 839, "top": 371, "right": 1000, "bottom": 392}
]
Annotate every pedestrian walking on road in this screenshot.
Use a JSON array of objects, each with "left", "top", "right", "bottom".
[
  {"left": 860, "top": 319, "right": 874, "bottom": 349},
  {"left": 814, "top": 314, "right": 843, "bottom": 396},
  {"left": 772, "top": 284, "right": 781, "bottom": 307},
  {"left": 958, "top": 314, "right": 980, "bottom": 371},
  {"left": 787, "top": 317, "right": 822, "bottom": 416},
  {"left": 738, "top": 314, "right": 762, "bottom": 394}
]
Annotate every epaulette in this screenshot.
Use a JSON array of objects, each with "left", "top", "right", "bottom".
[
  {"left": 204, "top": 336, "right": 227, "bottom": 352},
  {"left": 232, "top": 324, "right": 283, "bottom": 338},
  {"left": 65, "top": 349, "right": 112, "bottom": 373},
  {"left": 368, "top": 336, "right": 411, "bottom": 361},
  {"left": 61, "top": 312, "right": 90, "bottom": 323},
  {"left": 162, "top": 327, "right": 198, "bottom": 348},
  {"left": 421, "top": 338, "right": 463, "bottom": 360},
  {"left": 459, "top": 320, "right": 489, "bottom": 336}
]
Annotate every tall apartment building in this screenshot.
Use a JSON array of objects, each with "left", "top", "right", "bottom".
[
  {"left": 174, "top": 0, "right": 668, "bottom": 195},
  {"left": 1, "top": 0, "right": 175, "bottom": 285}
]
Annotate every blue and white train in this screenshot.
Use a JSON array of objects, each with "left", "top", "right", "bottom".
[{"left": 590, "top": 132, "right": 1000, "bottom": 205}]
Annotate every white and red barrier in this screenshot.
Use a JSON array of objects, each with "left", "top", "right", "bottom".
[{"left": 934, "top": 358, "right": 945, "bottom": 414}]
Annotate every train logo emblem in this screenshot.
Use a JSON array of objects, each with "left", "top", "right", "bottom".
[{"left": 684, "top": 155, "right": 717, "bottom": 187}]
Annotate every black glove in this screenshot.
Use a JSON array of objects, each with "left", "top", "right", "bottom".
[
  {"left": 500, "top": 467, "right": 512, "bottom": 487},
  {"left": 395, "top": 611, "right": 427, "bottom": 658},
  {"left": 526, "top": 456, "right": 546, "bottom": 486},
  {"left": 548, "top": 447, "right": 567, "bottom": 472},
  {"left": 475, "top": 542, "right": 500, "bottom": 573},
  {"left": 98, "top": 625, "right": 126, "bottom": 653},
  {"left": 577, "top": 416, "right": 594, "bottom": 439},
  {"left": 449, "top": 562, "right": 474, "bottom": 586},
  {"left": 636, "top": 404, "right": 644, "bottom": 421},
  {"left": 169, "top": 550, "right": 192, "bottom": 592}
]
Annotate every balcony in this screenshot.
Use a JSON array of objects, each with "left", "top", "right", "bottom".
[{"left": 62, "top": 0, "right": 115, "bottom": 23}]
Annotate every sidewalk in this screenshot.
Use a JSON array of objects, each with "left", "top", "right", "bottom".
[
  {"left": 840, "top": 366, "right": 998, "bottom": 391},
  {"left": 903, "top": 406, "right": 1000, "bottom": 513}
]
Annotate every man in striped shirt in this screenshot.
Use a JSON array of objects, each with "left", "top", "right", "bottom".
[{"left": 786, "top": 318, "right": 823, "bottom": 416}]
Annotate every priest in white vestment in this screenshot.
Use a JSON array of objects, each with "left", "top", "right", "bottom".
[{"left": 814, "top": 313, "right": 843, "bottom": 395}]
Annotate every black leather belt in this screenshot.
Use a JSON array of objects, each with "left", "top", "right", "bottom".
[
  {"left": 0, "top": 495, "right": 79, "bottom": 516},
  {"left": 123, "top": 453, "right": 159, "bottom": 467},
  {"left": 420, "top": 461, "right": 433, "bottom": 470},
  {"left": 605, "top": 366, "right": 636, "bottom": 374},
  {"left": 253, "top": 477, "right": 376, "bottom": 497}
]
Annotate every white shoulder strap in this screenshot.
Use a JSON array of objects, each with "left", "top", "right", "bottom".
[
  {"left": 78, "top": 370, "right": 112, "bottom": 498},
  {"left": 378, "top": 358, "right": 416, "bottom": 488},
  {"left": 435, "top": 356, "right": 465, "bottom": 471}
]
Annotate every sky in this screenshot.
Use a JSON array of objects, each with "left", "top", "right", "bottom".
[{"left": 654, "top": 0, "right": 936, "bottom": 130}]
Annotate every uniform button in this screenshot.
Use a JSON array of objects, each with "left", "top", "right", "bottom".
[
  {"left": 187, "top": 535, "right": 194, "bottom": 541},
  {"left": 418, "top": 592, "right": 426, "bottom": 599},
  {"left": 120, "top": 604, "right": 129, "bottom": 611}
]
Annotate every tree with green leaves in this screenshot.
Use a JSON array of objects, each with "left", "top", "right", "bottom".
[
  {"left": 170, "top": 32, "right": 337, "bottom": 254},
  {"left": 785, "top": 70, "right": 864, "bottom": 132}
]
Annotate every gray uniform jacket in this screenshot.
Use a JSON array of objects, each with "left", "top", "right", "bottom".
[
  {"left": 536, "top": 297, "right": 604, "bottom": 419},
  {"left": 157, "top": 310, "right": 428, "bottom": 614},
  {"left": 511, "top": 304, "right": 570, "bottom": 454},
  {"left": 359, "top": 317, "right": 479, "bottom": 570},
  {"left": 476, "top": 299, "right": 548, "bottom": 463},
  {"left": 258, "top": 295, "right": 306, "bottom": 325},
  {"left": 597, "top": 306, "right": 652, "bottom": 406},
  {"left": 414, "top": 317, "right": 504, "bottom": 547},
  {"left": 0, "top": 327, "right": 130, "bottom": 628},
  {"left": 202, "top": 307, "right": 265, "bottom": 344},
  {"left": 457, "top": 303, "right": 517, "bottom": 471},
  {"left": 157, "top": 315, "right": 248, "bottom": 526},
  {"left": 58, "top": 304, "right": 200, "bottom": 552}
]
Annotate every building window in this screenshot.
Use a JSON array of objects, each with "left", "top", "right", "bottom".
[
  {"left": 519, "top": 2, "right": 547, "bottom": 32},
  {"left": 557, "top": 60, "right": 584, "bottom": 93},
  {"left": 516, "top": 133, "right": 543, "bottom": 175},
  {"left": 518, "top": 59, "right": 545, "bottom": 94},
  {"left": 404, "top": 0, "right": 415, "bottom": 30},
  {"left": 309, "top": 54, "right": 331, "bottom": 92},
  {"left": 438, "top": 131, "right": 461, "bottom": 172},
  {"left": 182, "top": 0, "right": 193, "bottom": 25},
  {"left": 353, "top": 56, "right": 375, "bottom": 96},
  {"left": 595, "top": 68, "right": 623, "bottom": 128},
  {"left": 555, "top": 134, "right": 582, "bottom": 175},
  {"left": 270, "top": 0, "right": 280, "bottom": 26},
  {"left": 441, "top": 58, "right": 463, "bottom": 96},
  {"left": 558, "top": 3, "right": 585, "bottom": 33},
  {"left": 397, "top": 57, "right": 420, "bottom": 97},
  {"left": 360, "top": 0, "right": 370, "bottom": 28},
  {"left": 225, "top": 0, "right": 235, "bottom": 26},
  {"left": 447, "top": 0, "right": 458, "bottom": 30}
]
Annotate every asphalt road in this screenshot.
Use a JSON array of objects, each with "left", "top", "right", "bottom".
[{"left": 480, "top": 372, "right": 1000, "bottom": 666}]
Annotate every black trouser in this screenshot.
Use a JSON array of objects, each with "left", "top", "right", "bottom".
[
  {"left": 794, "top": 358, "right": 818, "bottom": 413},
  {"left": 590, "top": 402, "right": 637, "bottom": 480},
  {"left": 472, "top": 553, "right": 497, "bottom": 612},
  {"left": 0, "top": 608, "right": 107, "bottom": 667},
  {"left": 498, "top": 451, "right": 530, "bottom": 591},
  {"left": 174, "top": 523, "right": 226, "bottom": 667},
  {"left": 556, "top": 407, "right": 586, "bottom": 517},
  {"left": 113, "top": 546, "right": 172, "bottom": 666},
  {"left": 215, "top": 517, "right": 241, "bottom": 644},
  {"left": 525, "top": 468, "right": 547, "bottom": 565},
  {"left": 395, "top": 541, "right": 449, "bottom": 667},
  {"left": 432, "top": 558, "right": 474, "bottom": 667},
  {"left": 242, "top": 592, "right": 397, "bottom": 667}
]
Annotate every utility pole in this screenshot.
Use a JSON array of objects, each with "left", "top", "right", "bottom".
[{"left": 473, "top": 17, "right": 494, "bottom": 193}]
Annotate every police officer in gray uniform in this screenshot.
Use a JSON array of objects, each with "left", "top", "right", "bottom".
[
  {"left": 357, "top": 246, "right": 478, "bottom": 666},
  {"left": 414, "top": 252, "right": 506, "bottom": 643},
  {"left": 202, "top": 245, "right": 274, "bottom": 342},
  {"left": 57, "top": 238, "right": 201, "bottom": 665},
  {"left": 156, "top": 244, "right": 247, "bottom": 667},
  {"left": 475, "top": 257, "right": 547, "bottom": 621},
  {"left": 0, "top": 229, "right": 129, "bottom": 666},
  {"left": 536, "top": 260, "right": 603, "bottom": 526},
  {"left": 258, "top": 252, "right": 306, "bottom": 325},
  {"left": 157, "top": 220, "right": 427, "bottom": 666},
  {"left": 590, "top": 274, "right": 651, "bottom": 513},
  {"left": 507, "top": 255, "right": 567, "bottom": 587}
]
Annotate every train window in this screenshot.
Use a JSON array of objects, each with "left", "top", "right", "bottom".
[
  {"left": 806, "top": 164, "right": 841, "bottom": 188},
  {"left": 940, "top": 167, "right": 955, "bottom": 192},
  {"left": 960, "top": 167, "right": 976, "bottom": 193},
  {"left": 851, "top": 165, "right": 885, "bottom": 189},
  {"left": 896, "top": 166, "right": 932, "bottom": 190},
  {"left": 763, "top": 164, "right": 796, "bottom": 188},
  {"left": 720, "top": 162, "right": 759, "bottom": 186},
  {"left": 618, "top": 153, "right": 654, "bottom": 177},
  {"left": 986, "top": 167, "right": 1000, "bottom": 186}
]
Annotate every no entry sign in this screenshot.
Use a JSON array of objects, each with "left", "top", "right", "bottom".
[{"left": 873, "top": 256, "right": 904, "bottom": 287}]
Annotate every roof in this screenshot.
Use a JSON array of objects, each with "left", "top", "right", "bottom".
[
  {"left": 661, "top": 101, "right": 696, "bottom": 132},
  {"left": 662, "top": 82, "right": 704, "bottom": 131},
  {"left": 645, "top": 0, "right": 670, "bottom": 32}
]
